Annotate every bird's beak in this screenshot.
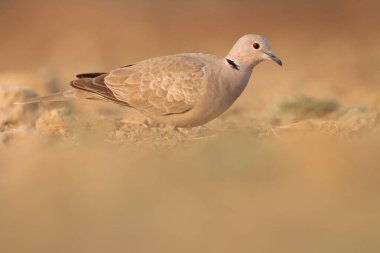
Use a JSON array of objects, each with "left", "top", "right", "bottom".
[{"left": 265, "top": 52, "right": 283, "bottom": 66}]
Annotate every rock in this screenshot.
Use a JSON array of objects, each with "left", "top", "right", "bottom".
[
  {"left": 35, "top": 108, "right": 81, "bottom": 137},
  {"left": 275, "top": 109, "right": 380, "bottom": 137},
  {"left": 0, "top": 85, "right": 45, "bottom": 127},
  {"left": 0, "top": 125, "right": 37, "bottom": 146},
  {"left": 338, "top": 108, "right": 380, "bottom": 136},
  {"left": 275, "top": 120, "right": 339, "bottom": 136}
]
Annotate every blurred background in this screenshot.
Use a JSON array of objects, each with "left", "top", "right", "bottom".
[
  {"left": 1, "top": 0, "right": 380, "bottom": 252},
  {"left": 1, "top": 0, "right": 380, "bottom": 114}
]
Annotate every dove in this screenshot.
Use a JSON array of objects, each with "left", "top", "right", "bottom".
[{"left": 17, "top": 34, "right": 282, "bottom": 128}]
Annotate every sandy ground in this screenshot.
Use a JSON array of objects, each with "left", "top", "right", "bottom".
[{"left": 1, "top": 1, "right": 380, "bottom": 252}]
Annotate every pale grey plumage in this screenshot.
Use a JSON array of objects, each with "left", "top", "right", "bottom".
[
  {"left": 105, "top": 55, "right": 207, "bottom": 116},
  {"left": 17, "top": 34, "right": 282, "bottom": 128}
]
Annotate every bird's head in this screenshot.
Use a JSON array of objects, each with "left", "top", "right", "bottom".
[{"left": 226, "top": 34, "right": 282, "bottom": 69}]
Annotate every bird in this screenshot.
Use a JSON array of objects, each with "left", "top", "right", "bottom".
[{"left": 17, "top": 34, "right": 282, "bottom": 128}]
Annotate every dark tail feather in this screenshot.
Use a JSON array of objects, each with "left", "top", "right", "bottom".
[
  {"left": 14, "top": 90, "right": 75, "bottom": 105},
  {"left": 76, "top": 72, "right": 107, "bottom": 79}
]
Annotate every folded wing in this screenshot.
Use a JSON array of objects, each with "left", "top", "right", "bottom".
[{"left": 105, "top": 55, "right": 206, "bottom": 115}]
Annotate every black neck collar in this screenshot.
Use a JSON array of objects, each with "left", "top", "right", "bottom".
[{"left": 226, "top": 58, "right": 240, "bottom": 70}]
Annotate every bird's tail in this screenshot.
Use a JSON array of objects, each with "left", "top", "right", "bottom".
[{"left": 14, "top": 89, "right": 76, "bottom": 105}]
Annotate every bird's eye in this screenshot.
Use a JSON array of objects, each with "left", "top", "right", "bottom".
[{"left": 252, "top": 43, "right": 261, "bottom": 50}]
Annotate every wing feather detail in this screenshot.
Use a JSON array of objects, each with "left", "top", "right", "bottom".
[{"left": 105, "top": 55, "right": 206, "bottom": 115}]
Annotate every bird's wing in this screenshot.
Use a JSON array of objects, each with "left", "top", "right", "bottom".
[
  {"left": 105, "top": 55, "right": 207, "bottom": 115},
  {"left": 70, "top": 73, "right": 132, "bottom": 106}
]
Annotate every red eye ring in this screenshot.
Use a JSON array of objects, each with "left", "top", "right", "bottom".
[{"left": 252, "top": 43, "right": 261, "bottom": 50}]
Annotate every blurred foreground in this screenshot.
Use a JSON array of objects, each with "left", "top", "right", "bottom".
[
  {"left": 1, "top": 132, "right": 380, "bottom": 253},
  {"left": 1, "top": 92, "right": 380, "bottom": 253}
]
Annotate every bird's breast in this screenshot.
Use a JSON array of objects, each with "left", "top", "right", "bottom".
[
  {"left": 198, "top": 69, "right": 251, "bottom": 118},
  {"left": 221, "top": 69, "right": 251, "bottom": 103}
]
